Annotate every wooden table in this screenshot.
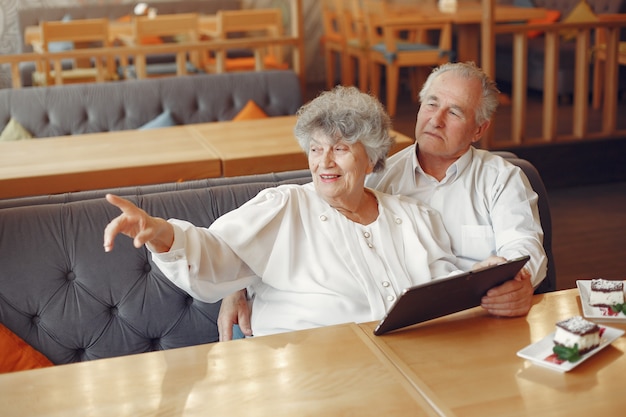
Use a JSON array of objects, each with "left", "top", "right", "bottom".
[
  {"left": 389, "top": 2, "right": 546, "bottom": 65},
  {"left": 0, "top": 323, "right": 437, "bottom": 416},
  {"left": 190, "top": 116, "right": 414, "bottom": 177},
  {"left": 0, "top": 289, "right": 623, "bottom": 415},
  {"left": 0, "top": 126, "right": 221, "bottom": 199},
  {"left": 0, "top": 117, "right": 413, "bottom": 199},
  {"left": 360, "top": 288, "right": 626, "bottom": 416}
]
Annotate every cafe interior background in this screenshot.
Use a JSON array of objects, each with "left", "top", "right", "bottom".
[
  {"left": 1, "top": 0, "right": 330, "bottom": 88},
  {"left": 0, "top": 0, "right": 455, "bottom": 88},
  {"left": 1, "top": 0, "right": 625, "bottom": 286}
]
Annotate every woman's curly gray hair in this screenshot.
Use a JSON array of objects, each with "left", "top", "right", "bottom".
[{"left": 294, "top": 86, "right": 395, "bottom": 173}]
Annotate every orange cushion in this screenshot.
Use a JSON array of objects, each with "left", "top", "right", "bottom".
[
  {"left": 526, "top": 10, "right": 561, "bottom": 39},
  {"left": 233, "top": 100, "right": 269, "bottom": 121},
  {"left": 222, "top": 56, "right": 289, "bottom": 71},
  {"left": 0, "top": 324, "right": 53, "bottom": 373},
  {"left": 138, "top": 36, "right": 164, "bottom": 45},
  {"left": 116, "top": 14, "right": 163, "bottom": 45}
]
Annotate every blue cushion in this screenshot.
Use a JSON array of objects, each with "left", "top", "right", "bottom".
[
  {"left": 139, "top": 110, "right": 176, "bottom": 130},
  {"left": 48, "top": 14, "right": 74, "bottom": 52},
  {"left": 513, "top": 0, "right": 535, "bottom": 7},
  {"left": 48, "top": 41, "right": 74, "bottom": 52},
  {"left": 121, "top": 62, "right": 203, "bottom": 79},
  {"left": 145, "top": 62, "right": 201, "bottom": 76},
  {"left": 372, "top": 42, "right": 443, "bottom": 64}
]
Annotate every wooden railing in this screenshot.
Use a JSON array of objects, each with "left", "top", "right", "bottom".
[{"left": 487, "top": 17, "right": 626, "bottom": 149}]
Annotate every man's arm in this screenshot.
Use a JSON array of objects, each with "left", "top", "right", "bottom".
[
  {"left": 475, "top": 159, "right": 548, "bottom": 317},
  {"left": 480, "top": 268, "right": 534, "bottom": 316},
  {"left": 218, "top": 289, "right": 253, "bottom": 341},
  {"left": 491, "top": 165, "right": 548, "bottom": 288}
]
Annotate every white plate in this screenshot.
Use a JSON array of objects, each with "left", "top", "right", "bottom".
[
  {"left": 516, "top": 325, "right": 624, "bottom": 372},
  {"left": 576, "top": 280, "right": 626, "bottom": 323}
]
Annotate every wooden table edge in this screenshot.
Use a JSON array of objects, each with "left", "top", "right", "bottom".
[
  {"left": 351, "top": 323, "right": 450, "bottom": 417},
  {"left": 357, "top": 322, "right": 457, "bottom": 417}
]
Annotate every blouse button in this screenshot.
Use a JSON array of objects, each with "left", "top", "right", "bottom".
[
  {"left": 363, "top": 232, "right": 371, "bottom": 238},
  {"left": 367, "top": 243, "right": 373, "bottom": 248},
  {"left": 320, "top": 215, "right": 327, "bottom": 221},
  {"left": 382, "top": 281, "right": 390, "bottom": 287},
  {"left": 395, "top": 218, "right": 402, "bottom": 224},
  {"left": 387, "top": 295, "right": 395, "bottom": 302}
]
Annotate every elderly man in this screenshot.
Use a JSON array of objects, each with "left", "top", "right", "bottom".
[{"left": 366, "top": 61, "right": 546, "bottom": 317}]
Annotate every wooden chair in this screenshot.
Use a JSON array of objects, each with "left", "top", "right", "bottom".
[
  {"left": 32, "top": 18, "right": 116, "bottom": 86},
  {"left": 202, "top": 8, "right": 288, "bottom": 73},
  {"left": 320, "top": 0, "right": 346, "bottom": 90},
  {"left": 592, "top": 14, "right": 626, "bottom": 110},
  {"left": 121, "top": 13, "right": 200, "bottom": 79},
  {"left": 338, "top": 0, "right": 370, "bottom": 92},
  {"left": 362, "top": 0, "right": 452, "bottom": 117}
]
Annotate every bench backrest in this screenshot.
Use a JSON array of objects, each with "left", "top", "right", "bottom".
[{"left": 0, "top": 70, "right": 302, "bottom": 138}]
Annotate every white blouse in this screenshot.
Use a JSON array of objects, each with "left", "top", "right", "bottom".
[{"left": 151, "top": 183, "right": 459, "bottom": 336}]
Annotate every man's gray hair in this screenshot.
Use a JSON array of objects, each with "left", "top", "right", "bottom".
[{"left": 419, "top": 61, "right": 500, "bottom": 125}]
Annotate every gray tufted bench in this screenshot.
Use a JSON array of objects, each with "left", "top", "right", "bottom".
[
  {"left": 0, "top": 150, "right": 556, "bottom": 365},
  {"left": 0, "top": 70, "right": 302, "bottom": 138},
  {"left": 0, "top": 171, "right": 312, "bottom": 364}
]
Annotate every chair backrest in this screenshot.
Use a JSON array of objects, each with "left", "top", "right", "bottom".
[
  {"left": 338, "top": 0, "right": 367, "bottom": 47},
  {"left": 132, "top": 13, "right": 199, "bottom": 42},
  {"left": 320, "top": 0, "right": 346, "bottom": 89},
  {"left": 41, "top": 18, "right": 110, "bottom": 50},
  {"left": 216, "top": 9, "right": 283, "bottom": 37},
  {"left": 38, "top": 18, "right": 112, "bottom": 86},
  {"left": 213, "top": 8, "right": 285, "bottom": 71},
  {"left": 361, "top": 0, "right": 452, "bottom": 116},
  {"left": 362, "top": 0, "right": 451, "bottom": 55},
  {"left": 320, "top": 0, "right": 343, "bottom": 45},
  {"left": 130, "top": 13, "right": 200, "bottom": 78}
]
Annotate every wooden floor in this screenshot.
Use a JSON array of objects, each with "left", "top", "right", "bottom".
[
  {"left": 304, "top": 82, "right": 626, "bottom": 291},
  {"left": 549, "top": 181, "right": 626, "bottom": 290}
]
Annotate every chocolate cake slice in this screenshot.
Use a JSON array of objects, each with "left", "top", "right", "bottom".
[
  {"left": 554, "top": 316, "right": 600, "bottom": 355},
  {"left": 589, "top": 278, "right": 624, "bottom": 307}
]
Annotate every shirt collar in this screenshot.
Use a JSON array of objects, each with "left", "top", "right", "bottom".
[{"left": 413, "top": 145, "right": 474, "bottom": 184}]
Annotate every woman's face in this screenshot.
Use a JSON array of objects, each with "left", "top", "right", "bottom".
[{"left": 308, "top": 131, "right": 374, "bottom": 206}]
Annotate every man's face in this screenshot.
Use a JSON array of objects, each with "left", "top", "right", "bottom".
[{"left": 414, "top": 71, "right": 489, "bottom": 162}]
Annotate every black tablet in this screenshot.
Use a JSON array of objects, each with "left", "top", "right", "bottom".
[{"left": 373, "top": 255, "right": 530, "bottom": 336}]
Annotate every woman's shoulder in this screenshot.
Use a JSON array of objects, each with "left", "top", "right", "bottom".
[{"left": 371, "top": 188, "right": 436, "bottom": 215}]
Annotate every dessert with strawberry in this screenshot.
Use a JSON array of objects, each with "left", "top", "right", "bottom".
[{"left": 552, "top": 316, "right": 602, "bottom": 362}]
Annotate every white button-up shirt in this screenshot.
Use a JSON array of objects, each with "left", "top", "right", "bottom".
[
  {"left": 151, "top": 183, "right": 459, "bottom": 336},
  {"left": 366, "top": 145, "right": 547, "bottom": 287}
]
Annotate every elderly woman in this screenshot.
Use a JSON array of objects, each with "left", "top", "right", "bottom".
[{"left": 103, "top": 86, "right": 458, "bottom": 337}]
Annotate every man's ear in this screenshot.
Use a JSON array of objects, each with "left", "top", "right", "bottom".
[{"left": 472, "top": 121, "right": 491, "bottom": 143}]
